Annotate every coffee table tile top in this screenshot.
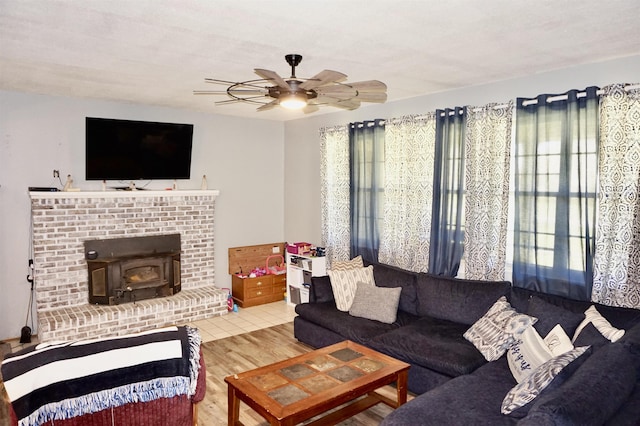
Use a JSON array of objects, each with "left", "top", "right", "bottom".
[
  {"left": 279, "top": 364, "right": 315, "bottom": 380},
  {"left": 330, "top": 347, "right": 364, "bottom": 362},
  {"left": 305, "top": 355, "right": 340, "bottom": 371},
  {"left": 353, "top": 358, "right": 385, "bottom": 373},
  {"left": 297, "top": 375, "right": 341, "bottom": 394},
  {"left": 327, "top": 365, "right": 365, "bottom": 383},
  {"left": 246, "top": 372, "right": 288, "bottom": 391},
  {"left": 267, "top": 384, "right": 311, "bottom": 406}
]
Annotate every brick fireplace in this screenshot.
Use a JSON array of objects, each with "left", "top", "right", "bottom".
[{"left": 29, "top": 190, "right": 227, "bottom": 342}]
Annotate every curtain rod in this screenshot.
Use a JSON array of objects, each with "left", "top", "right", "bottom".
[
  {"left": 521, "top": 84, "right": 640, "bottom": 106},
  {"left": 374, "top": 84, "right": 639, "bottom": 123},
  {"left": 413, "top": 104, "right": 511, "bottom": 120}
]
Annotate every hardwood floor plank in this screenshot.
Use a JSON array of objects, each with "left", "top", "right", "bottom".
[{"left": 197, "top": 322, "right": 401, "bottom": 425}]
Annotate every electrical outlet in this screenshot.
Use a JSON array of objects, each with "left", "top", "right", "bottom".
[{"left": 53, "top": 170, "right": 60, "bottom": 178}]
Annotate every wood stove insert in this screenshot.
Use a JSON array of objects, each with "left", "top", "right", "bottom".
[{"left": 84, "top": 234, "right": 181, "bottom": 305}]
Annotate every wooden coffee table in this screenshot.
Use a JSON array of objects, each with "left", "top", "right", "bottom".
[{"left": 225, "top": 340, "right": 410, "bottom": 426}]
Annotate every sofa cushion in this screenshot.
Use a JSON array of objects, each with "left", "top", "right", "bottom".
[
  {"left": 368, "top": 316, "right": 488, "bottom": 377},
  {"left": 368, "top": 262, "right": 419, "bottom": 315},
  {"left": 309, "top": 275, "right": 334, "bottom": 303},
  {"left": 573, "top": 322, "right": 611, "bottom": 350},
  {"left": 380, "top": 371, "right": 517, "bottom": 426},
  {"left": 521, "top": 342, "right": 636, "bottom": 425},
  {"left": 464, "top": 296, "right": 537, "bottom": 361},
  {"left": 348, "top": 282, "right": 402, "bottom": 324},
  {"left": 502, "top": 346, "right": 591, "bottom": 417},
  {"left": 526, "top": 296, "right": 585, "bottom": 338},
  {"left": 328, "top": 265, "right": 375, "bottom": 311},
  {"left": 294, "top": 301, "right": 414, "bottom": 345},
  {"left": 416, "top": 273, "right": 510, "bottom": 325}
]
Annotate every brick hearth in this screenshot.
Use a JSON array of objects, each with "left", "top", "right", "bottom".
[{"left": 29, "top": 190, "right": 227, "bottom": 342}]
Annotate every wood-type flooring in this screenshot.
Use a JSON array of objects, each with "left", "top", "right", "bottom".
[{"left": 198, "top": 322, "right": 406, "bottom": 425}]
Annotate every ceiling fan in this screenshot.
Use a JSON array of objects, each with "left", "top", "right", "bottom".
[{"left": 194, "top": 54, "right": 387, "bottom": 113}]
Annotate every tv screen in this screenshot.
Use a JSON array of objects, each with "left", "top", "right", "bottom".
[{"left": 85, "top": 117, "right": 194, "bottom": 181}]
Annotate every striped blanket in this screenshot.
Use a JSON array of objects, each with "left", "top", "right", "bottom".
[{"left": 1, "top": 325, "right": 201, "bottom": 426}]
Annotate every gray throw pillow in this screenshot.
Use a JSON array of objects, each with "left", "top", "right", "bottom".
[{"left": 348, "top": 282, "right": 402, "bottom": 324}]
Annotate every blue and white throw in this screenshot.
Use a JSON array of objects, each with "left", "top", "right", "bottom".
[{"left": 1, "top": 325, "right": 201, "bottom": 426}]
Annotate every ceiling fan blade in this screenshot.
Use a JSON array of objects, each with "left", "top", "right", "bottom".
[
  {"left": 314, "top": 85, "right": 356, "bottom": 95},
  {"left": 348, "top": 80, "right": 387, "bottom": 92},
  {"left": 327, "top": 99, "right": 361, "bottom": 110},
  {"left": 256, "top": 100, "right": 279, "bottom": 111},
  {"left": 254, "top": 68, "right": 290, "bottom": 90},
  {"left": 299, "top": 70, "right": 347, "bottom": 90},
  {"left": 354, "top": 92, "right": 387, "bottom": 103},
  {"left": 315, "top": 93, "right": 353, "bottom": 104}
]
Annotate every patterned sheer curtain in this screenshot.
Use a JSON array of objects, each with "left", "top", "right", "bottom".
[
  {"left": 592, "top": 83, "right": 640, "bottom": 308},
  {"left": 429, "top": 107, "right": 467, "bottom": 276},
  {"left": 512, "top": 88, "right": 600, "bottom": 300},
  {"left": 462, "top": 102, "right": 514, "bottom": 280},
  {"left": 379, "top": 114, "right": 436, "bottom": 272},
  {"left": 319, "top": 125, "right": 351, "bottom": 263},
  {"left": 349, "top": 120, "right": 385, "bottom": 263}
]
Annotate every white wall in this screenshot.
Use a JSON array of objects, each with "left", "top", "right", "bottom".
[
  {"left": 282, "top": 55, "right": 640, "bottom": 249},
  {"left": 2, "top": 55, "right": 638, "bottom": 340},
  {"left": 0, "top": 91, "right": 284, "bottom": 340}
]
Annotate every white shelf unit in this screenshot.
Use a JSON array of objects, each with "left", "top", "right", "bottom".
[{"left": 286, "top": 252, "right": 327, "bottom": 306}]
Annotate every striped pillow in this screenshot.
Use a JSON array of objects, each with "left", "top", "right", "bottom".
[
  {"left": 502, "top": 346, "right": 590, "bottom": 415},
  {"left": 328, "top": 265, "right": 375, "bottom": 311},
  {"left": 464, "top": 296, "right": 537, "bottom": 361},
  {"left": 330, "top": 255, "right": 364, "bottom": 271},
  {"left": 572, "top": 305, "right": 625, "bottom": 343}
]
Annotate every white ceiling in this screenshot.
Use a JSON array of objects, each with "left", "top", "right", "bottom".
[{"left": 1, "top": 0, "right": 639, "bottom": 121}]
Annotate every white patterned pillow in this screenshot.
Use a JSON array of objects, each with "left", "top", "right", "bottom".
[
  {"left": 572, "top": 305, "right": 625, "bottom": 343},
  {"left": 501, "top": 346, "right": 590, "bottom": 415},
  {"left": 543, "top": 324, "right": 574, "bottom": 357},
  {"left": 464, "top": 296, "right": 537, "bottom": 362},
  {"left": 328, "top": 266, "right": 375, "bottom": 311},
  {"left": 507, "top": 325, "right": 553, "bottom": 383},
  {"left": 330, "top": 255, "right": 364, "bottom": 271}
]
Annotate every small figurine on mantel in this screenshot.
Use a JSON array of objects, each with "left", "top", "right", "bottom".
[
  {"left": 201, "top": 175, "right": 208, "bottom": 190},
  {"left": 62, "top": 174, "right": 81, "bottom": 192},
  {"left": 63, "top": 174, "right": 73, "bottom": 192}
]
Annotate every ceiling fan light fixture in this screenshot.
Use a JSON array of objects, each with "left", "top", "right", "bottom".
[{"left": 279, "top": 92, "right": 308, "bottom": 110}]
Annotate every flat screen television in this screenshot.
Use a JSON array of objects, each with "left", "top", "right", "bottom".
[{"left": 85, "top": 117, "right": 194, "bottom": 181}]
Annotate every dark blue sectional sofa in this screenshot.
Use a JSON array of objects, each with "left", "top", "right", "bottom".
[{"left": 293, "top": 261, "right": 640, "bottom": 425}]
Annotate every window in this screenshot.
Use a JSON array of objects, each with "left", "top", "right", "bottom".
[{"left": 512, "top": 88, "right": 599, "bottom": 300}]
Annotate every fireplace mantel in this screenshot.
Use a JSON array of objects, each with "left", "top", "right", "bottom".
[{"left": 29, "top": 189, "right": 220, "bottom": 199}]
